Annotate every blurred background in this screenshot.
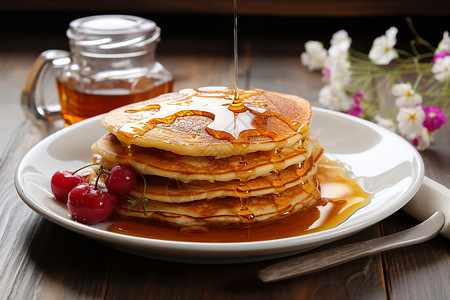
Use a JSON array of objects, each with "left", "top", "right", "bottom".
[
  {"left": 1, "top": 0, "right": 449, "bottom": 52},
  {"left": 2, "top": 0, "right": 449, "bottom": 119}
]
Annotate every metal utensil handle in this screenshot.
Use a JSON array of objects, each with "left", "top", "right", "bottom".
[
  {"left": 259, "top": 211, "right": 445, "bottom": 283},
  {"left": 21, "top": 49, "right": 70, "bottom": 123}
]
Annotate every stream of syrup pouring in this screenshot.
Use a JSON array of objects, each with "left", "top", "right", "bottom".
[
  {"left": 108, "top": 1, "right": 371, "bottom": 242},
  {"left": 228, "top": 0, "right": 246, "bottom": 114},
  {"left": 230, "top": 0, "right": 254, "bottom": 220}
]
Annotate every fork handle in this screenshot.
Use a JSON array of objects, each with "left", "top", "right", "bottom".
[{"left": 258, "top": 211, "right": 444, "bottom": 283}]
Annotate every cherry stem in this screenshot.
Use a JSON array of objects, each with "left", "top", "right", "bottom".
[
  {"left": 73, "top": 162, "right": 99, "bottom": 175},
  {"left": 137, "top": 170, "right": 148, "bottom": 216},
  {"left": 95, "top": 165, "right": 108, "bottom": 190},
  {"left": 126, "top": 170, "right": 148, "bottom": 216}
]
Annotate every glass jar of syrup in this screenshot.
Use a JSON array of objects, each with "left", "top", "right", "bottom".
[{"left": 22, "top": 15, "right": 173, "bottom": 125}]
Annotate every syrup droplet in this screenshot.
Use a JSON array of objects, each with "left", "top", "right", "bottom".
[
  {"left": 275, "top": 195, "right": 290, "bottom": 207},
  {"left": 238, "top": 197, "right": 255, "bottom": 222},
  {"left": 116, "top": 138, "right": 133, "bottom": 156},
  {"left": 235, "top": 182, "right": 251, "bottom": 198},
  {"left": 296, "top": 157, "right": 313, "bottom": 177},
  {"left": 301, "top": 181, "right": 322, "bottom": 199},
  {"left": 270, "top": 148, "right": 287, "bottom": 171},
  {"left": 235, "top": 182, "right": 255, "bottom": 222},
  {"left": 296, "top": 163, "right": 306, "bottom": 177},
  {"left": 228, "top": 98, "right": 247, "bottom": 113},
  {"left": 272, "top": 171, "right": 288, "bottom": 193},
  {"left": 237, "top": 155, "right": 247, "bottom": 168}
]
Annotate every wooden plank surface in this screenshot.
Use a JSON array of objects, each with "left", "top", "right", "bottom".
[
  {"left": 0, "top": 16, "right": 449, "bottom": 300},
  {"left": 381, "top": 213, "right": 450, "bottom": 300}
]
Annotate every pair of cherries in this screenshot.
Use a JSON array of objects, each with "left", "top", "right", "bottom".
[{"left": 51, "top": 164, "right": 137, "bottom": 225}]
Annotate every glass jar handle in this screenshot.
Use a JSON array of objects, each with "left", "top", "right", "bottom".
[{"left": 21, "top": 50, "right": 71, "bottom": 123}]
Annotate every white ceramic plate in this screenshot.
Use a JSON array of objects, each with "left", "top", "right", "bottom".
[{"left": 15, "top": 107, "right": 424, "bottom": 263}]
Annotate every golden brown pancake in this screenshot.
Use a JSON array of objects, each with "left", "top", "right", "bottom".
[
  {"left": 125, "top": 135, "right": 323, "bottom": 202},
  {"left": 95, "top": 86, "right": 323, "bottom": 228},
  {"left": 116, "top": 176, "right": 321, "bottom": 227},
  {"left": 101, "top": 87, "right": 312, "bottom": 158},
  {"left": 91, "top": 132, "right": 316, "bottom": 183}
]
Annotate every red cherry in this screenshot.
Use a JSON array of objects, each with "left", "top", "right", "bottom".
[
  {"left": 51, "top": 170, "right": 83, "bottom": 203},
  {"left": 105, "top": 164, "right": 137, "bottom": 195},
  {"left": 102, "top": 190, "right": 120, "bottom": 222},
  {"left": 67, "top": 184, "right": 118, "bottom": 225}
]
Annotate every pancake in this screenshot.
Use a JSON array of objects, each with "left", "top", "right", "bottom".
[
  {"left": 95, "top": 86, "right": 323, "bottom": 229},
  {"left": 115, "top": 176, "right": 321, "bottom": 228},
  {"left": 101, "top": 87, "right": 312, "bottom": 158},
  {"left": 91, "top": 132, "right": 316, "bottom": 183},
  {"left": 126, "top": 135, "right": 323, "bottom": 202}
]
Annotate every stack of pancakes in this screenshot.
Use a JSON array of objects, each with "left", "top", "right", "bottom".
[{"left": 91, "top": 87, "right": 323, "bottom": 228}]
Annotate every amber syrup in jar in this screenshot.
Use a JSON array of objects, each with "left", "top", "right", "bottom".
[
  {"left": 57, "top": 78, "right": 173, "bottom": 125},
  {"left": 57, "top": 15, "right": 173, "bottom": 125}
]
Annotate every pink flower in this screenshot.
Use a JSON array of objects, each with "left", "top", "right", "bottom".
[
  {"left": 422, "top": 106, "right": 447, "bottom": 132},
  {"left": 353, "top": 92, "right": 364, "bottom": 103},
  {"left": 322, "top": 66, "right": 331, "bottom": 82},
  {"left": 348, "top": 92, "right": 365, "bottom": 117},
  {"left": 433, "top": 50, "right": 450, "bottom": 62}
]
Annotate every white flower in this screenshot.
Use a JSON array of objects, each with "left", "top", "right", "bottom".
[
  {"left": 301, "top": 41, "right": 327, "bottom": 71},
  {"left": 409, "top": 128, "right": 431, "bottom": 151},
  {"left": 374, "top": 115, "right": 396, "bottom": 131},
  {"left": 432, "top": 56, "right": 450, "bottom": 82},
  {"left": 329, "top": 59, "right": 352, "bottom": 86},
  {"left": 368, "top": 27, "right": 399, "bottom": 65},
  {"left": 331, "top": 30, "right": 352, "bottom": 46},
  {"left": 318, "top": 83, "right": 352, "bottom": 111},
  {"left": 326, "top": 41, "right": 352, "bottom": 86},
  {"left": 328, "top": 40, "right": 351, "bottom": 63},
  {"left": 391, "top": 83, "right": 423, "bottom": 107},
  {"left": 436, "top": 31, "right": 450, "bottom": 53},
  {"left": 396, "top": 105, "right": 426, "bottom": 137}
]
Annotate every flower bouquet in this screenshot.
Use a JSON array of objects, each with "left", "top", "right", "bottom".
[{"left": 301, "top": 19, "right": 448, "bottom": 150}]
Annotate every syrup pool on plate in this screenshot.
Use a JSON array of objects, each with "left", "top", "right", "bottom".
[{"left": 108, "top": 157, "right": 371, "bottom": 242}]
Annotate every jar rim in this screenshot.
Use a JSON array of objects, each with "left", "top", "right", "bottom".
[
  {"left": 67, "top": 15, "right": 161, "bottom": 56},
  {"left": 68, "top": 15, "right": 158, "bottom": 36}
]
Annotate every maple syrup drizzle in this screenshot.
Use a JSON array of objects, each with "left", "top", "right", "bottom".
[
  {"left": 270, "top": 148, "right": 287, "bottom": 171},
  {"left": 109, "top": 158, "right": 371, "bottom": 242},
  {"left": 117, "top": 87, "right": 304, "bottom": 145},
  {"left": 119, "top": 88, "right": 253, "bottom": 139},
  {"left": 238, "top": 199, "right": 255, "bottom": 222}
]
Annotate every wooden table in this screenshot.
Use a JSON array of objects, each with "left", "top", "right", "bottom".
[{"left": 1, "top": 16, "right": 449, "bottom": 300}]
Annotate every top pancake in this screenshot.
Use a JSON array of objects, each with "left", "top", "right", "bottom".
[{"left": 101, "top": 87, "right": 312, "bottom": 158}]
